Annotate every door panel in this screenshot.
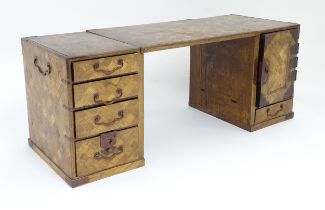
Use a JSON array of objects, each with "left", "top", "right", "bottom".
[{"left": 257, "top": 28, "right": 299, "bottom": 107}]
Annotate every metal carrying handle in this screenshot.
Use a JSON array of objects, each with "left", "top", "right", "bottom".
[
  {"left": 34, "top": 57, "right": 51, "bottom": 76},
  {"left": 93, "top": 88, "right": 123, "bottom": 105},
  {"left": 93, "top": 59, "right": 124, "bottom": 75},
  {"left": 94, "top": 110, "right": 124, "bottom": 126},
  {"left": 93, "top": 146, "right": 123, "bottom": 160},
  {"left": 266, "top": 104, "right": 284, "bottom": 117}
]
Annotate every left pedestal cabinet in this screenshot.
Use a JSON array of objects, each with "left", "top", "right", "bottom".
[{"left": 22, "top": 32, "right": 144, "bottom": 187}]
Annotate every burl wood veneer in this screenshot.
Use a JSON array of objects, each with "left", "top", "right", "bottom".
[{"left": 22, "top": 15, "right": 300, "bottom": 187}]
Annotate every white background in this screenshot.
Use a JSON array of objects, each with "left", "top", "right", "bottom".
[{"left": 0, "top": 0, "right": 324, "bottom": 209}]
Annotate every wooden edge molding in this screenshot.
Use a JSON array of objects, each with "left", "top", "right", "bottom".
[{"left": 28, "top": 138, "right": 145, "bottom": 188}]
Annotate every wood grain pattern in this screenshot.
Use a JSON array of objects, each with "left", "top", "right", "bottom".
[
  {"left": 22, "top": 39, "right": 75, "bottom": 178},
  {"left": 84, "top": 159, "right": 144, "bottom": 186},
  {"left": 73, "top": 53, "right": 141, "bottom": 82},
  {"left": 190, "top": 37, "right": 258, "bottom": 130},
  {"left": 88, "top": 15, "right": 298, "bottom": 52},
  {"left": 29, "top": 138, "right": 144, "bottom": 187},
  {"left": 75, "top": 100, "right": 139, "bottom": 139},
  {"left": 255, "top": 99, "right": 293, "bottom": 124},
  {"left": 189, "top": 45, "right": 205, "bottom": 108},
  {"left": 73, "top": 74, "right": 139, "bottom": 108},
  {"left": 76, "top": 127, "right": 140, "bottom": 176},
  {"left": 24, "top": 32, "right": 138, "bottom": 59},
  {"left": 22, "top": 15, "right": 299, "bottom": 187},
  {"left": 250, "top": 112, "right": 294, "bottom": 132},
  {"left": 257, "top": 28, "right": 299, "bottom": 107}
]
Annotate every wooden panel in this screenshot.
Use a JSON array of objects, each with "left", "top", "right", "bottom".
[
  {"left": 250, "top": 112, "right": 294, "bottom": 132},
  {"left": 73, "top": 53, "right": 141, "bottom": 82},
  {"left": 76, "top": 127, "right": 140, "bottom": 177},
  {"left": 29, "top": 138, "right": 144, "bottom": 187},
  {"left": 189, "top": 45, "right": 206, "bottom": 108},
  {"left": 24, "top": 32, "right": 138, "bottom": 59},
  {"left": 88, "top": 15, "right": 298, "bottom": 52},
  {"left": 73, "top": 74, "right": 139, "bottom": 108},
  {"left": 255, "top": 99, "right": 293, "bottom": 124},
  {"left": 257, "top": 28, "right": 299, "bottom": 107},
  {"left": 75, "top": 100, "right": 139, "bottom": 139},
  {"left": 22, "top": 39, "right": 75, "bottom": 177},
  {"left": 201, "top": 37, "right": 258, "bottom": 129}
]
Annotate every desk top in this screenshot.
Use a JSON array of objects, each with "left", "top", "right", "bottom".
[
  {"left": 23, "top": 15, "right": 299, "bottom": 58},
  {"left": 88, "top": 15, "right": 298, "bottom": 52}
]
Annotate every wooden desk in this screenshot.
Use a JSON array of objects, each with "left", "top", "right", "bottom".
[{"left": 22, "top": 15, "right": 300, "bottom": 187}]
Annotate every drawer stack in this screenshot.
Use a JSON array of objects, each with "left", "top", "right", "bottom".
[
  {"left": 72, "top": 53, "right": 144, "bottom": 177},
  {"left": 22, "top": 32, "right": 144, "bottom": 187}
]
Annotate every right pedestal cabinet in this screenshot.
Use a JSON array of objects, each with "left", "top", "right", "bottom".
[{"left": 189, "top": 27, "right": 299, "bottom": 131}]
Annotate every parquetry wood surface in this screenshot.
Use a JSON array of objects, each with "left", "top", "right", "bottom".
[
  {"left": 29, "top": 138, "right": 145, "bottom": 188},
  {"left": 22, "top": 39, "right": 75, "bottom": 178},
  {"left": 73, "top": 53, "right": 141, "bottom": 82},
  {"left": 22, "top": 15, "right": 299, "bottom": 187},
  {"left": 257, "top": 29, "right": 299, "bottom": 107},
  {"left": 88, "top": 15, "right": 298, "bottom": 52},
  {"left": 75, "top": 100, "right": 139, "bottom": 139},
  {"left": 76, "top": 127, "right": 140, "bottom": 177},
  {"left": 73, "top": 74, "right": 139, "bottom": 108},
  {"left": 25, "top": 32, "right": 138, "bottom": 59}
]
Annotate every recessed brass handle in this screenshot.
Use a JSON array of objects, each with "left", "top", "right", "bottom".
[
  {"left": 93, "top": 59, "right": 124, "bottom": 75},
  {"left": 266, "top": 104, "right": 284, "bottom": 117},
  {"left": 34, "top": 57, "right": 51, "bottom": 76},
  {"left": 94, "top": 110, "right": 124, "bottom": 126},
  {"left": 93, "top": 88, "right": 123, "bottom": 105},
  {"left": 94, "top": 145, "right": 123, "bottom": 160}
]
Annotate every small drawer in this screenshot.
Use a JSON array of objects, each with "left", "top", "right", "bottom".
[
  {"left": 75, "top": 99, "right": 139, "bottom": 139},
  {"left": 76, "top": 127, "right": 140, "bottom": 177},
  {"left": 255, "top": 99, "right": 293, "bottom": 124},
  {"left": 73, "top": 53, "right": 141, "bottom": 82},
  {"left": 73, "top": 74, "right": 139, "bottom": 108}
]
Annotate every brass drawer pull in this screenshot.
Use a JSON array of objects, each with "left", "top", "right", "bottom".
[
  {"left": 94, "top": 110, "right": 124, "bottom": 126},
  {"left": 266, "top": 104, "right": 284, "bottom": 117},
  {"left": 93, "top": 59, "right": 124, "bottom": 75},
  {"left": 93, "top": 88, "right": 123, "bottom": 105},
  {"left": 34, "top": 57, "right": 51, "bottom": 76},
  {"left": 94, "top": 145, "right": 123, "bottom": 160}
]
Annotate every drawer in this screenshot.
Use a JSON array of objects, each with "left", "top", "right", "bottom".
[
  {"left": 73, "top": 53, "right": 141, "bottom": 82},
  {"left": 75, "top": 99, "right": 139, "bottom": 139},
  {"left": 73, "top": 74, "right": 139, "bottom": 108},
  {"left": 76, "top": 127, "right": 140, "bottom": 177},
  {"left": 255, "top": 99, "right": 293, "bottom": 124}
]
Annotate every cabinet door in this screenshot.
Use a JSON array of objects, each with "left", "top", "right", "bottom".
[{"left": 257, "top": 28, "right": 299, "bottom": 107}]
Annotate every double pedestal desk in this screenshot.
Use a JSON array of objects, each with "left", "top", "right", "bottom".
[{"left": 22, "top": 15, "right": 300, "bottom": 187}]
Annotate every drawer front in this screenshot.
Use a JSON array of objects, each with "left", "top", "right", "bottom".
[
  {"left": 255, "top": 99, "right": 293, "bottom": 124},
  {"left": 75, "top": 100, "right": 139, "bottom": 139},
  {"left": 73, "top": 74, "right": 139, "bottom": 108},
  {"left": 76, "top": 127, "right": 140, "bottom": 177},
  {"left": 73, "top": 53, "right": 141, "bottom": 82}
]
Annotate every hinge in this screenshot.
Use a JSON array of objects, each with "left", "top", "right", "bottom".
[{"left": 289, "top": 70, "right": 297, "bottom": 81}]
